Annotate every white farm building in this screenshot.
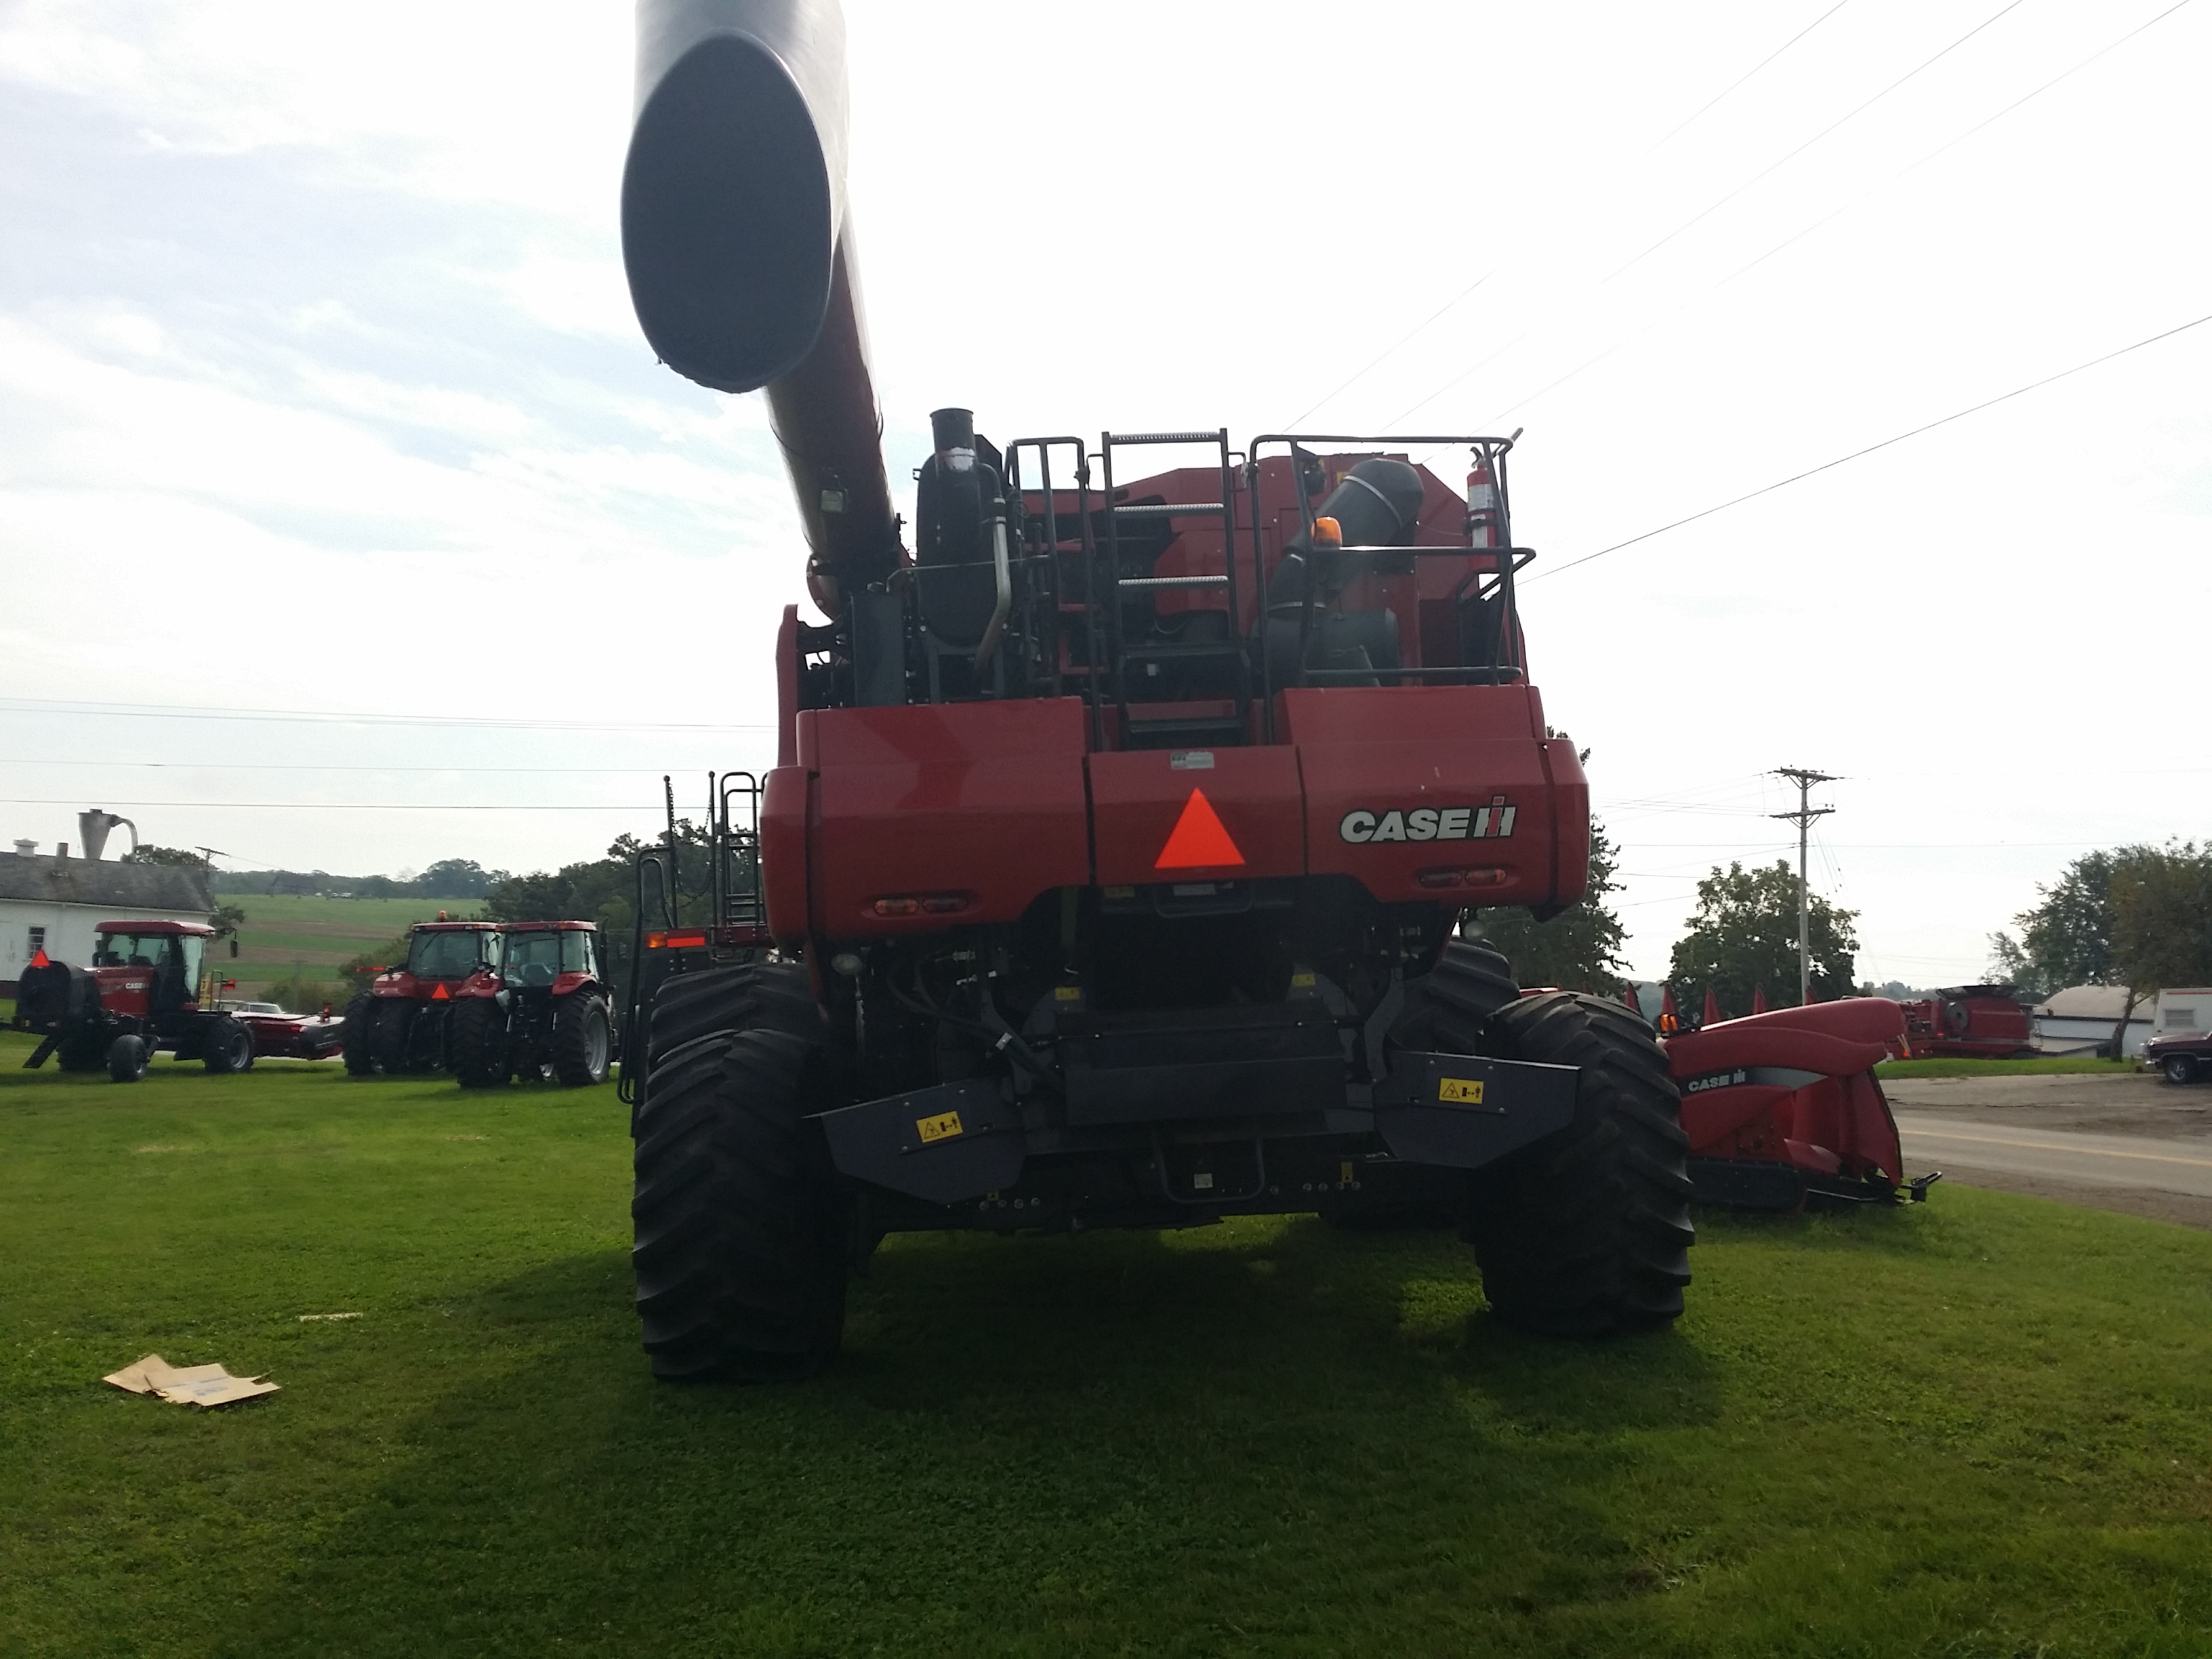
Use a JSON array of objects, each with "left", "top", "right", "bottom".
[{"left": 1, "top": 841, "right": 214, "bottom": 998}]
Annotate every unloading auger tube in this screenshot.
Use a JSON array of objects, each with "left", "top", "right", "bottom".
[
  {"left": 617, "top": 0, "right": 1695, "bottom": 1382},
  {"left": 621, "top": 0, "right": 901, "bottom": 586}
]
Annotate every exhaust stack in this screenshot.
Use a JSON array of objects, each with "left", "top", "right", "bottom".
[{"left": 622, "top": 0, "right": 900, "bottom": 579}]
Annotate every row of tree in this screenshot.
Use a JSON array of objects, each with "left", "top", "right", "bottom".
[
  {"left": 1989, "top": 842, "right": 2212, "bottom": 1017},
  {"left": 135, "top": 852, "right": 512, "bottom": 899}
]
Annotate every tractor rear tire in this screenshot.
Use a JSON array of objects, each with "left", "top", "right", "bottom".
[
  {"left": 375, "top": 1002, "right": 417, "bottom": 1074},
  {"left": 552, "top": 994, "right": 613, "bottom": 1086},
  {"left": 632, "top": 1027, "right": 846, "bottom": 1382},
  {"left": 108, "top": 1034, "right": 149, "bottom": 1082},
  {"left": 1465, "top": 991, "right": 1694, "bottom": 1337},
  {"left": 201, "top": 1015, "right": 254, "bottom": 1075},
  {"left": 449, "top": 997, "right": 511, "bottom": 1088},
  {"left": 646, "top": 958, "right": 819, "bottom": 1064},
  {"left": 341, "top": 994, "right": 377, "bottom": 1076}
]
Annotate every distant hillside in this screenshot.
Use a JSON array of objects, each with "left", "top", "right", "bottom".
[{"left": 212, "top": 856, "right": 505, "bottom": 900}]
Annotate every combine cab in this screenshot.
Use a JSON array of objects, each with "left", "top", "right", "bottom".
[
  {"left": 448, "top": 921, "right": 616, "bottom": 1088},
  {"left": 14, "top": 920, "right": 255, "bottom": 1082},
  {"left": 340, "top": 920, "right": 503, "bottom": 1077},
  {"left": 613, "top": 0, "right": 1694, "bottom": 1380}
]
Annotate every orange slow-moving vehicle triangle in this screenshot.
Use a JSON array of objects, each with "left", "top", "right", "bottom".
[
  {"left": 1155, "top": 787, "right": 1246, "bottom": 869},
  {"left": 431, "top": 982, "right": 450, "bottom": 1000}
]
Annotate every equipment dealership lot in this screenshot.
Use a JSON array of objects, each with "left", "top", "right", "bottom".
[{"left": 4, "top": 1043, "right": 2211, "bottom": 1658}]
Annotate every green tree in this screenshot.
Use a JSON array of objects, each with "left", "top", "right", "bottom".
[
  {"left": 1668, "top": 860, "right": 1858, "bottom": 1013},
  {"left": 122, "top": 844, "right": 207, "bottom": 868},
  {"left": 1986, "top": 849, "right": 2121, "bottom": 1000},
  {"left": 1474, "top": 815, "right": 1626, "bottom": 989},
  {"left": 416, "top": 857, "right": 506, "bottom": 898},
  {"left": 2110, "top": 841, "right": 2212, "bottom": 996}
]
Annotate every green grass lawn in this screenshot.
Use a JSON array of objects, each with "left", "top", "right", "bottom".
[
  {"left": 3, "top": 1027, "right": 2210, "bottom": 1658},
  {"left": 216, "top": 895, "right": 486, "bottom": 997},
  {"left": 1878, "top": 1055, "right": 2141, "bottom": 1079}
]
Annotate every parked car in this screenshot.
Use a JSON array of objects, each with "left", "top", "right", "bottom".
[{"left": 2145, "top": 1027, "right": 2212, "bottom": 1085}]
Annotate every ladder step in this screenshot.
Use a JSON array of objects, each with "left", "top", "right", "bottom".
[
  {"left": 1112, "top": 502, "right": 1223, "bottom": 517},
  {"left": 1120, "top": 575, "right": 1228, "bottom": 590},
  {"left": 1123, "top": 714, "right": 1248, "bottom": 743}
]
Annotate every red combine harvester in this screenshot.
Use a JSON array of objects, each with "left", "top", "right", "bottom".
[
  {"left": 615, "top": 0, "right": 1693, "bottom": 1380},
  {"left": 15, "top": 920, "right": 256, "bottom": 1081},
  {"left": 1896, "top": 985, "right": 2034, "bottom": 1059},
  {"left": 341, "top": 919, "right": 504, "bottom": 1076},
  {"left": 1666, "top": 1000, "right": 1940, "bottom": 1212}
]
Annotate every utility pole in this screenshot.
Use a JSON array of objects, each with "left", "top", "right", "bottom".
[{"left": 1770, "top": 771, "right": 1835, "bottom": 1006}]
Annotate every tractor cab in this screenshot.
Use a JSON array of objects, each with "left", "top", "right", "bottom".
[
  {"left": 399, "top": 923, "right": 503, "bottom": 986},
  {"left": 89, "top": 921, "right": 215, "bottom": 1020},
  {"left": 498, "top": 922, "right": 602, "bottom": 995}
]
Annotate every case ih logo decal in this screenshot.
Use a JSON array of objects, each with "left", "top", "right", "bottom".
[
  {"left": 1339, "top": 795, "right": 1517, "bottom": 844},
  {"left": 1682, "top": 1067, "right": 1750, "bottom": 1094}
]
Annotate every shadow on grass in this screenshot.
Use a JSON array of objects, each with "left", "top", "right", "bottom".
[{"left": 216, "top": 1219, "right": 1727, "bottom": 1657}]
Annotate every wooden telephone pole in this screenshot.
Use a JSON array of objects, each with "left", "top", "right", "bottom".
[{"left": 1770, "top": 770, "right": 1835, "bottom": 1006}]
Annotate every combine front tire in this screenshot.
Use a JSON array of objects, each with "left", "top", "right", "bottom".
[
  {"left": 201, "top": 1015, "right": 254, "bottom": 1075},
  {"left": 108, "top": 1035, "right": 149, "bottom": 1082},
  {"left": 632, "top": 1027, "right": 846, "bottom": 1382},
  {"left": 449, "top": 997, "right": 511, "bottom": 1088},
  {"left": 552, "top": 994, "right": 613, "bottom": 1086},
  {"left": 646, "top": 959, "right": 818, "bottom": 1064},
  {"left": 1467, "top": 992, "right": 1694, "bottom": 1337},
  {"left": 340, "top": 994, "right": 377, "bottom": 1076}
]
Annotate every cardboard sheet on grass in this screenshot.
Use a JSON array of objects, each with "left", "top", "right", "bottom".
[{"left": 104, "top": 1354, "right": 279, "bottom": 1408}]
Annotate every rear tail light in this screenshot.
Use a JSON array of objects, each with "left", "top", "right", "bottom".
[
  {"left": 1416, "top": 866, "right": 1509, "bottom": 890},
  {"left": 871, "top": 894, "right": 970, "bottom": 918}
]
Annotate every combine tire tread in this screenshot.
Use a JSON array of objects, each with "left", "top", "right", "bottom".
[
  {"left": 647, "top": 959, "right": 821, "bottom": 1063},
  {"left": 552, "top": 994, "right": 613, "bottom": 1087},
  {"left": 1397, "top": 940, "right": 1523, "bottom": 1052},
  {"left": 632, "top": 1026, "right": 846, "bottom": 1382},
  {"left": 449, "top": 997, "right": 510, "bottom": 1088},
  {"left": 1468, "top": 991, "right": 1694, "bottom": 1336}
]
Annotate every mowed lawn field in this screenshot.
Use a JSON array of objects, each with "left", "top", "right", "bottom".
[
  {"left": 3, "top": 1031, "right": 2211, "bottom": 1657},
  {"left": 218, "top": 895, "right": 485, "bottom": 996}
]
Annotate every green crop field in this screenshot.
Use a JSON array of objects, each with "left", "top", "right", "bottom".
[
  {"left": 3, "top": 1029, "right": 2210, "bottom": 1658},
  {"left": 216, "top": 895, "right": 487, "bottom": 1000}
]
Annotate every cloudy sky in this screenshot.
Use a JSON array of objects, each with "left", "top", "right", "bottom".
[{"left": 1, "top": 0, "right": 2205, "bottom": 985}]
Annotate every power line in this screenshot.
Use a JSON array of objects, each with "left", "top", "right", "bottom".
[
  {"left": 1415, "top": 0, "right": 2198, "bottom": 455},
  {"left": 1606, "top": 0, "right": 2030, "bottom": 282},
  {"left": 1283, "top": 269, "right": 1498, "bottom": 429},
  {"left": 0, "top": 798, "right": 661, "bottom": 812},
  {"left": 1645, "top": 0, "right": 1857, "bottom": 153},
  {"left": 0, "top": 697, "right": 774, "bottom": 733},
  {"left": 0, "top": 759, "right": 745, "bottom": 774},
  {"left": 1529, "top": 308, "right": 2212, "bottom": 582}
]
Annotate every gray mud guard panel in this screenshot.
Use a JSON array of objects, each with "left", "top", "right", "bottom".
[
  {"left": 817, "top": 1080, "right": 1025, "bottom": 1205},
  {"left": 1372, "top": 1052, "right": 1579, "bottom": 1170}
]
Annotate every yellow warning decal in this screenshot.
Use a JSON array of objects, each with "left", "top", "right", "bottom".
[
  {"left": 1054, "top": 985, "right": 1082, "bottom": 1002},
  {"left": 1438, "top": 1077, "right": 1485, "bottom": 1105},
  {"left": 1290, "top": 972, "right": 1317, "bottom": 989},
  {"left": 916, "top": 1110, "right": 964, "bottom": 1144}
]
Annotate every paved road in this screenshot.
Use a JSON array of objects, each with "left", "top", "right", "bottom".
[
  {"left": 1879, "top": 1073, "right": 2212, "bottom": 1227},
  {"left": 1893, "top": 1111, "right": 2212, "bottom": 1201}
]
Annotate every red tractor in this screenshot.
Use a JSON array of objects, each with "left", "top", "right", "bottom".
[
  {"left": 14, "top": 920, "right": 255, "bottom": 1082},
  {"left": 447, "top": 920, "right": 617, "bottom": 1088},
  {"left": 340, "top": 920, "right": 504, "bottom": 1076},
  {"left": 613, "top": 1, "right": 1693, "bottom": 1380}
]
